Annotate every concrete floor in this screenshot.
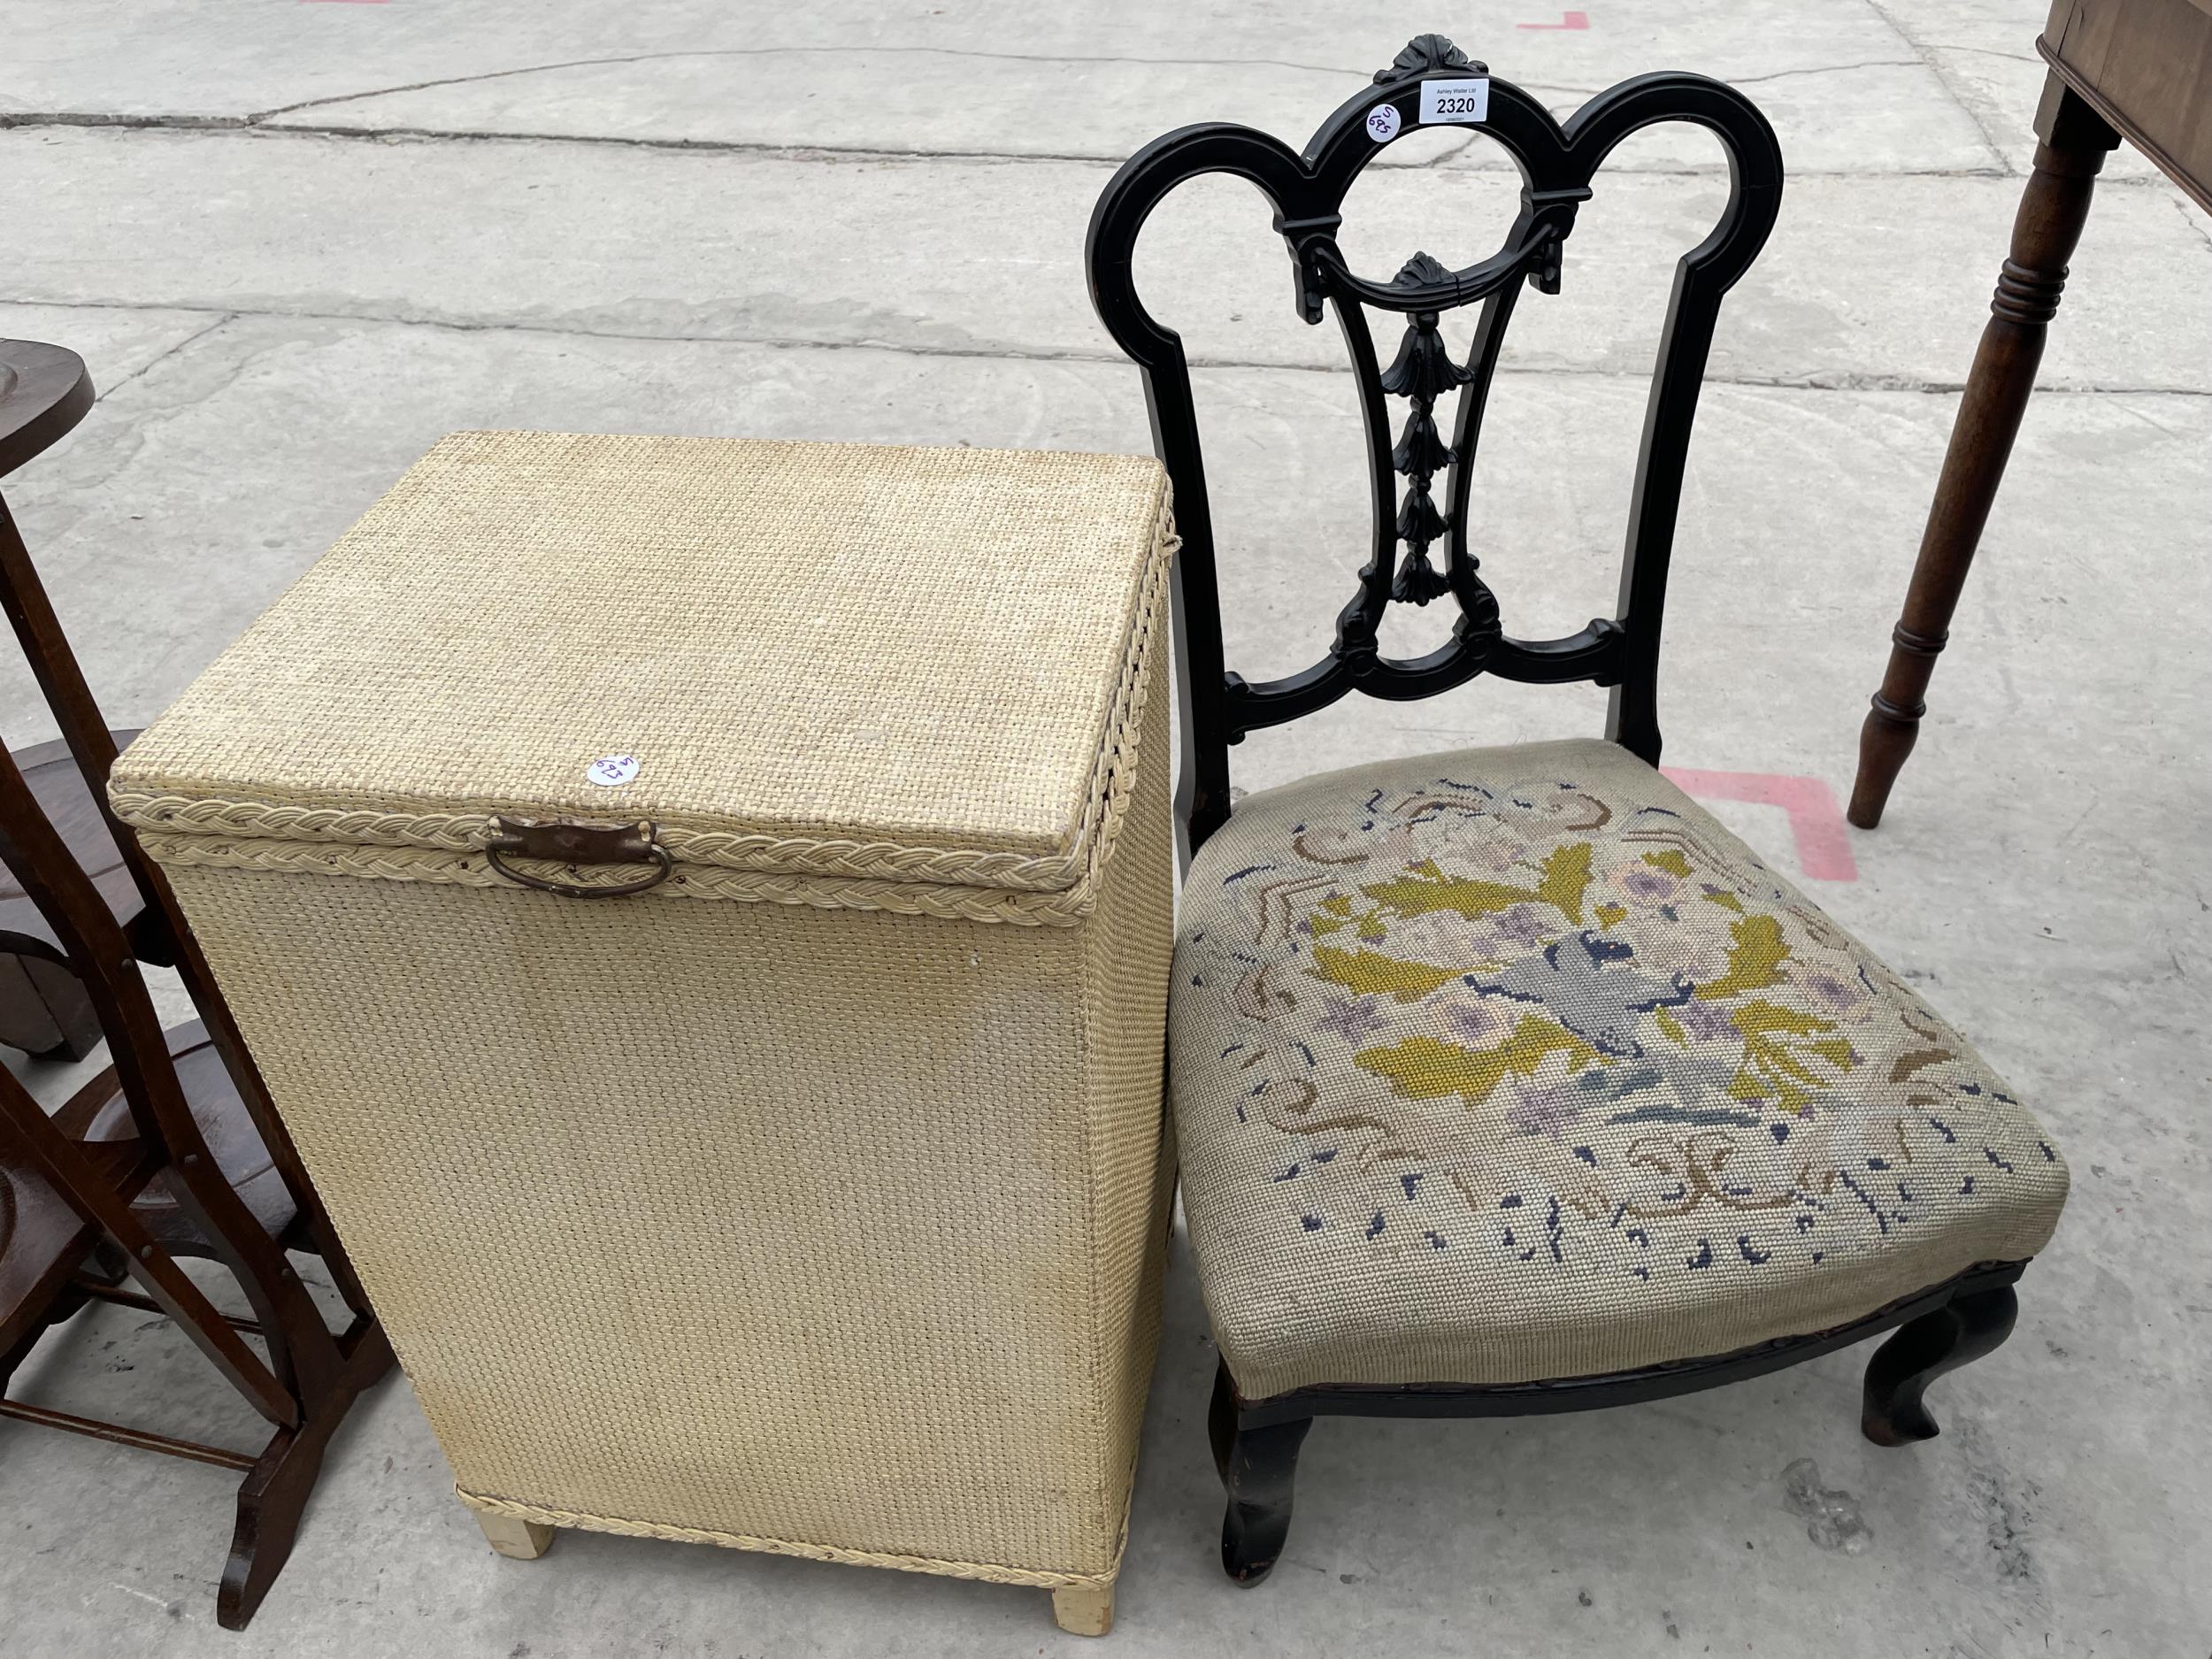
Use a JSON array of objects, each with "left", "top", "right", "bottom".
[{"left": 2, "top": 3, "right": 2208, "bottom": 1655}]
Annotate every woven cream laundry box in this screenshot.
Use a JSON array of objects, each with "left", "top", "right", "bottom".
[{"left": 111, "top": 432, "right": 1179, "bottom": 1636}]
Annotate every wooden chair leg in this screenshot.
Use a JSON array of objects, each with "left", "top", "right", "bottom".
[
  {"left": 1862, "top": 1284, "right": 2019, "bottom": 1447},
  {"left": 1209, "top": 1359, "right": 1310, "bottom": 1586},
  {"left": 1849, "top": 76, "right": 2119, "bottom": 829},
  {"left": 219, "top": 1319, "right": 396, "bottom": 1630},
  {"left": 1050, "top": 1580, "right": 1115, "bottom": 1637},
  {"left": 476, "top": 1509, "right": 557, "bottom": 1561}
]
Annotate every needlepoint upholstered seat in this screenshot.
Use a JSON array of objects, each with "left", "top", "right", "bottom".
[
  {"left": 1087, "top": 34, "right": 2069, "bottom": 1586},
  {"left": 1171, "top": 739, "right": 2064, "bottom": 1403}
]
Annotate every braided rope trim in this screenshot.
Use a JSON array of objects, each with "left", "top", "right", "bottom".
[
  {"left": 134, "top": 830, "right": 1103, "bottom": 926},
  {"left": 119, "top": 502, "right": 1174, "bottom": 919},
  {"left": 109, "top": 793, "right": 1093, "bottom": 890},
  {"left": 457, "top": 1486, "right": 1119, "bottom": 1592}
]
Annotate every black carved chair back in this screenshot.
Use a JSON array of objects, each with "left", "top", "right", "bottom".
[{"left": 1086, "top": 35, "right": 1782, "bottom": 860}]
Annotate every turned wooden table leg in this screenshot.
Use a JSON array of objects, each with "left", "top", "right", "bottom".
[{"left": 1848, "top": 77, "right": 2119, "bottom": 829}]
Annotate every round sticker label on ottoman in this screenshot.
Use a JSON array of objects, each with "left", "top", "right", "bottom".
[
  {"left": 586, "top": 754, "right": 641, "bottom": 787},
  {"left": 1365, "top": 104, "right": 1402, "bottom": 142}
]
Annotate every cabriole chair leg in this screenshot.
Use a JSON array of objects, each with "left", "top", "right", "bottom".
[
  {"left": 1862, "top": 1284, "right": 2020, "bottom": 1446},
  {"left": 1209, "top": 1360, "right": 1311, "bottom": 1586}
]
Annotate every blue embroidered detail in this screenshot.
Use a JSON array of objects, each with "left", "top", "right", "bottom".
[
  {"left": 1401, "top": 1172, "right": 1424, "bottom": 1200},
  {"left": 1366, "top": 1212, "right": 1386, "bottom": 1239},
  {"left": 1686, "top": 1239, "right": 1714, "bottom": 1269},
  {"left": 1301, "top": 1214, "right": 1324, "bottom": 1232},
  {"left": 1500, "top": 1194, "right": 1523, "bottom": 1209},
  {"left": 1272, "top": 1164, "right": 1300, "bottom": 1182},
  {"left": 1738, "top": 1235, "right": 1770, "bottom": 1265},
  {"left": 1985, "top": 1147, "right": 2016, "bottom": 1172},
  {"left": 1424, "top": 1230, "right": 1448, "bottom": 1250},
  {"left": 1837, "top": 1173, "right": 1888, "bottom": 1233}
]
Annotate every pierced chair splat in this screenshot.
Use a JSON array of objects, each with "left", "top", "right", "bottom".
[{"left": 1087, "top": 36, "right": 2067, "bottom": 1587}]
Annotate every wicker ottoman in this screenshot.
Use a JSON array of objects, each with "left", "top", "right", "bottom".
[{"left": 110, "top": 432, "right": 1179, "bottom": 1635}]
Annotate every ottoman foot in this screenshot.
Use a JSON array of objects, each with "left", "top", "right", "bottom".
[
  {"left": 475, "top": 1512, "right": 556, "bottom": 1560},
  {"left": 1051, "top": 1581, "right": 1114, "bottom": 1637}
]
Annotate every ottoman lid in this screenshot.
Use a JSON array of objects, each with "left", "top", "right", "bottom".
[{"left": 111, "top": 430, "right": 1173, "bottom": 921}]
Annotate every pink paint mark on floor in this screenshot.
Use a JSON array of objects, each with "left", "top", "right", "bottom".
[
  {"left": 1517, "top": 10, "right": 1591, "bottom": 28},
  {"left": 1661, "top": 768, "right": 1860, "bottom": 882}
]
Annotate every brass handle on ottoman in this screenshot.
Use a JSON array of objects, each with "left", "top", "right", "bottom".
[{"left": 483, "top": 816, "right": 672, "bottom": 898}]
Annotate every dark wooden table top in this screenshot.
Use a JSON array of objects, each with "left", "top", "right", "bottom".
[
  {"left": 0, "top": 342, "right": 93, "bottom": 482},
  {"left": 2041, "top": 0, "right": 2212, "bottom": 210}
]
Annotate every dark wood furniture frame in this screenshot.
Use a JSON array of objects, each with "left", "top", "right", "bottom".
[
  {"left": 0, "top": 344, "right": 161, "bottom": 1061},
  {"left": 1087, "top": 36, "right": 2032, "bottom": 1586},
  {"left": 1848, "top": 0, "right": 2212, "bottom": 827},
  {"left": 0, "top": 733, "right": 149, "bottom": 1060},
  {"left": 0, "top": 338, "right": 394, "bottom": 1629}
]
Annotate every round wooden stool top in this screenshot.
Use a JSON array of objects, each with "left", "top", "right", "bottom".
[{"left": 0, "top": 341, "right": 94, "bottom": 481}]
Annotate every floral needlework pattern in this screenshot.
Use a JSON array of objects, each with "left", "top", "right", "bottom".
[{"left": 1169, "top": 741, "right": 2067, "bottom": 1395}]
